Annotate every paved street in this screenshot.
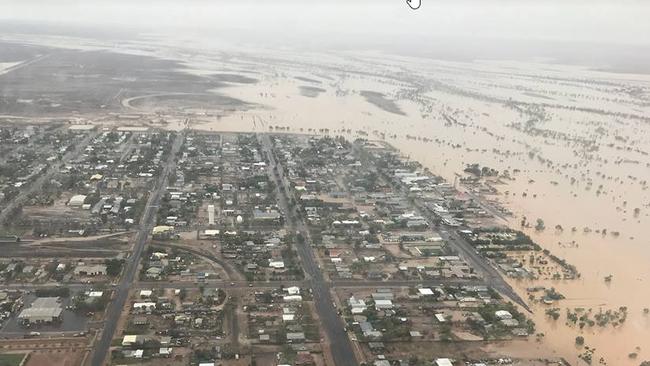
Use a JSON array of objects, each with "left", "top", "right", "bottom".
[
  {"left": 260, "top": 134, "right": 359, "bottom": 366},
  {"left": 89, "top": 131, "right": 185, "bottom": 366}
]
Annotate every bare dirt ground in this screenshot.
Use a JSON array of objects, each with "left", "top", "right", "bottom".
[{"left": 25, "top": 349, "right": 86, "bottom": 366}]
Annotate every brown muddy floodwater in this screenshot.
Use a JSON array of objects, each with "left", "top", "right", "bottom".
[{"left": 180, "top": 51, "right": 650, "bottom": 365}]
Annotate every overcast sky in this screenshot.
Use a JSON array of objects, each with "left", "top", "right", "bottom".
[
  {"left": 2, "top": 0, "right": 649, "bottom": 46},
  {"left": 2, "top": 0, "right": 649, "bottom": 71}
]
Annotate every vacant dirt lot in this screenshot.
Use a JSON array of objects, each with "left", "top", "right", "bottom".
[{"left": 25, "top": 349, "right": 86, "bottom": 366}]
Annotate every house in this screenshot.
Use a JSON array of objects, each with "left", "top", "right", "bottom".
[
  {"left": 374, "top": 299, "right": 394, "bottom": 310},
  {"left": 283, "top": 295, "right": 302, "bottom": 302},
  {"left": 152, "top": 225, "right": 174, "bottom": 238},
  {"left": 68, "top": 195, "right": 87, "bottom": 207},
  {"left": 286, "top": 332, "right": 306, "bottom": 342},
  {"left": 435, "top": 359, "right": 454, "bottom": 366},
  {"left": 500, "top": 318, "right": 520, "bottom": 327},
  {"left": 348, "top": 296, "right": 367, "bottom": 314},
  {"left": 495, "top": 310, "right": 513, "bottom": 320},
  {"left": 253, "top": 209, "right": 282, "bottom": 223},
  {"left": 285, "top": 286, "right": 301, "bottom": 295},
  {"left": 360, "top": 321, "right": 382, "bottom": 338},
  {"left": 122, "top": 335, "right": 144, "bottom": 346},
  {"left": 146, "top": 267, "right": 163, "bottom": 278},
  {"left": 74, "top": 264, "right": 107, "bottom": 276},
  {"left": 123, "top": 349, "right": 144, "bottom": 358},
  {"left": 269, "top": 260, "right": 285, "bottom": 269},
  {"left": 133, "top": 302, "right": 156, "bottom": 311},
  {"left": 131, "top": 316, "right": 148, "bottom": 326}
]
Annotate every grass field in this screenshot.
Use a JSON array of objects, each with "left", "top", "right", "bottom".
[{"left": 0, "top": 353, "right": 26, "bottom": 366}]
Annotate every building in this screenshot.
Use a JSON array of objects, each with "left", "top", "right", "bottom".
[
  {"left": 18, "top": 297, "right": 63, "bottom": 324},
  {"left": 269, "top": 260, "right": 285, "bottom": 269},
  {"left": 122, "top": 335, "right": 144, "bottom": 346},
  {"left": 495, "top": 310, "right": 513, "bottom": 320},
  {"left": 253, "top": 209, "right": 282, "bottom": 223},
  {"left": 436, "top": 359, "right": 454, "bottom": 366},
  {"left": 74, "top": 264, "right": 107, "bottom": 276},
  {"left": 348, "top": 296, "right": 367, "bottom": 314},
  {"left": 374, "top": 299, "right": 394, "bottom": 310},
  {"left": 68, "top": 195, "right": 87, "bottom": 207},
  {"left": 208, "top": 205, "right": 215, "bottom": 225},
  {"left": 286, "top": 332, "right": 306, "bottom": 342}
]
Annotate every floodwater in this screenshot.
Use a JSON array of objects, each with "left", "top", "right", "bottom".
[
  {"left": 3, "top": 33, "right": 650, "bottom": 364},
  {"left": 182, "top": 49, "right": 650, "bottom": 365}
]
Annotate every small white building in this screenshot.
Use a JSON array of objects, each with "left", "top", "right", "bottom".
[
  {"left": 68, "top": 195, "right": 87, "bottom": 207},
  {"left": 269, "top": 260, "right": 285, "bottom": 269},
  {"left": 495, "top": 310, "right": 513, "bottom": 320},
  {"left": 436, "top": 359, "right": 454, "bottom": 366},
  {"left": 285, "top": 286, "right": 300, "bottom": 295},
  {"left": 374, "top": 299, "right": 394, "bottom": 310},
  {"left": 283, "top": 295, "right": 302, "bottom": 302}
]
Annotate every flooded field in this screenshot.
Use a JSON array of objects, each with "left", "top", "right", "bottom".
[{"left": 2, "top": 34, "right": 650, "bottom": 364}]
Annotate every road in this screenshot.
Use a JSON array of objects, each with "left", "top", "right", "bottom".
[
  {"left": 408, "top": 191, "right": 531, "bottom": 311},
  {"left": 0, "top": 53, "right": 51, "bottom": 76},
  {"left": 411, "top": 186, "right": 531, "bottom": 312},
  {"left": 260, "top": 134, "right": 359, "bottom": 366},
  {"left": 356, "top": 143, "right": 531, "bottom": 312},
  {"left": 135, "top": 277, "right": 479, "bottom": 290},
  {"left": 89, "top": 131, "right": 184, "bottom": 366},
  {"left": 151, "top": 241, "right": 244, "bottom": 281},
  {"left": 438, "top": 228, "right": 531, "bottom": 311}
]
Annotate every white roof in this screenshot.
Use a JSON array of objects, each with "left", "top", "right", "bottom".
[
  {"left": 69, "top": 195, "right": 87, "bottom": 205},
  {"left": 436, "top": 359, "right": 454, "bottom": 366},
  {"left": 122, "top": 335, "right": 139, "bottom": 345},
  {"left": 375, "top": 299, "right": 393, "bottom": 306},
  {"left": 285, "top": 286, "right": 300, "bottom": 295},
  {"left": 495, "top": 310, "right": 513, "bottom": 319},
  {"left": 418, "top": 288, "right": 434, "bottom": 295},
  {"left": 283, "top": 295, "right": 302, "bottom": 302},
  {"left": 269, "top": 260, "right": 285, "bottom": 269}
]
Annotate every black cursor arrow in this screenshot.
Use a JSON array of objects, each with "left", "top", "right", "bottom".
[{"left": 406, "top": 0, "right": 421, "bottom": 10}]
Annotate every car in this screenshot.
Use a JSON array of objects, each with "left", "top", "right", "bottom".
[{"left": 230, "top": 282, "right": 235, "bottom": 286}]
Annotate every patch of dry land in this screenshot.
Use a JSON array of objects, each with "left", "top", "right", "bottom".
[{"left": 2, "top": 33, "right": 650, "bottom": 365}]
